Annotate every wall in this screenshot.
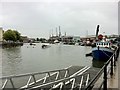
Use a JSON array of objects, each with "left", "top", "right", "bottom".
[{"left": 0, "top": 28, "right": 3, "bottom": 42}]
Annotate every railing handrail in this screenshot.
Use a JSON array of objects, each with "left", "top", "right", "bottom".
[
  {"left": 27, "top": 72, "right": 90, "bottom": 90},
  {"left": 85, "top": 48, "right": 118, "bottom": 90},
  {"left": 0, "top": 65, "right": 72, "bottom": 79}
]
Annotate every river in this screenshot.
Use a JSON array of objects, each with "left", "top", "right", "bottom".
[{"left": 1, "top": 43, "right": 104, "bottom": 76}]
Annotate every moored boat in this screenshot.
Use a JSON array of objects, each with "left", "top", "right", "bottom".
[
  {"left": 41, "top": 44, "right": 51, "bottom": 49},
  {"left": 92, "top": 41, "right": 114, "bottom": 61},
  {"left": 92, "top": 25, "right": 114, "bottom": 61}
]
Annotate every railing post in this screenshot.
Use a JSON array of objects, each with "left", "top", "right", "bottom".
[
  {"left": 116, "top": 47, "right": 119, "bottom": 59},
  {"left": 43, "top": 73, "right": 48, "bottom": 84},
  {"left": 47, "top": 72, "right": 51, "bottom": 82},
  {"left": 64, "top": 69, "right": 68, "bottom": 78},
  {"left": 9, "top": 78, "right": 15, "bottom": 89},
  {"left": 103, "top": 65, "right": 107, "bottom": 90},
  {"left": 113, "top": 54, "right": 116, "bottom": 66},
  {"left": 32, "top": 75, "right": 36, "bottom": 83},
  {"left": 110, "top": 56, "right": 113, "bottom": 76},
  {"left": 1, "top": 79, "right": 8, "bottom": 89}
]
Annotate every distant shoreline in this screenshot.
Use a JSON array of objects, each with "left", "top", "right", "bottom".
[{"left": 0, "top": 41, "right": 23, "bottom": 47}]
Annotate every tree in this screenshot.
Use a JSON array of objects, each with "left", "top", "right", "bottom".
[
  {"left": 39, "top": 38, "right": 46, "bottom": 43},
  {"left": 36, "top": 38, "right": 39, "bottom": 41},
  {"left": 3, "top": 29, "right": 21, "bottom": 42},
  {"left": 13, "top": 30, "right": 21, "bottom": 41}
]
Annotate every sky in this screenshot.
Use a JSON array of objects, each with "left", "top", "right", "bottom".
[
  {"left": 118, "top": 2, "right": 120, "bottom": 35},
  {"left": 0, "top": 0, "right": 119, "bottom": 38}
]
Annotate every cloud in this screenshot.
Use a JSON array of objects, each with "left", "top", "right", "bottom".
[
  {"left": 1, "top": 0, "right": 119, "bottom": 2},
  {"left": 0, "top": 3, "right": 2, "bottom": 27},
  {"left": 1, "top": 2, "right": 118, "bottom": 38}
]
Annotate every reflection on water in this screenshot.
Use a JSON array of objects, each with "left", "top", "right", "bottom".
[
  {"left": 2, "top": 47, "right": 22, "bottom": 75},
  {"left": 92, "top": 59, "right": 105, "bottom": 68},
  {"left": 2, "top": 43, "right": 93, "bottom": 76}
]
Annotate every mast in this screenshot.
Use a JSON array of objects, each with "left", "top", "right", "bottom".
[
  {"left": 59, "top": 26, "right": 61, "bottom": 37},
  {"left": 49, "top": 30, "right": 51, "bottom": 38},
  {"left": 52, "top": 29, "right": 53, "bottom": 37},
  {"left": 56, "top": 27, "right": 58, "bottom": 36},
  {"left": 65, "top": 32, "right": 66, "bottom": 36},
  {"left": 96, "top": 25, "right": 100, "bottom": 40}
]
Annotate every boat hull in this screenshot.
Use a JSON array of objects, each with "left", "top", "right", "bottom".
[{"left": 92, "top": 47, "right": 114, "bottom": 61}]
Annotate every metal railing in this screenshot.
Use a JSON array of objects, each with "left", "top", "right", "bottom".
[
  {"left": 0, "top": 65, "right": 72, "bottom": 90},
  {"left": 85, "top": 46, "right": 119, "bottom": 90},
  {"left": 21, "top": 66, "right": 90, "bottom": 90},
  {"left": 28, "top": 72, "right": 90, "bottom": 90},
  {"left": 0, "top": 65, "right": 91, "bottom": 90}
]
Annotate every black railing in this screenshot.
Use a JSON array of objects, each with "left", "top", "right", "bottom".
[{"left": 85, "top": 46, "right": 119, "bottom": 90}]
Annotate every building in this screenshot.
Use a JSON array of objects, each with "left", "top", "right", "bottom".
[
  {"left": 80, "top": 35, "right": 96, "bottom": 42},
  {"left": 0, "top": 27, "right": 4, "bottom": 42},
  {"left": 73, "top": 36, "right": 80, "bottom": 43},
  {"left": 21, "top": 36, "right": 29, "bottom": 43}
]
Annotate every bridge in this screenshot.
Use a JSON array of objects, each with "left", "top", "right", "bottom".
[{"left": 0, "top": 47, "right": 119, "bottom": 90}]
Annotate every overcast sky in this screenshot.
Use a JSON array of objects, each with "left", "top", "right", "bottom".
[{"left": 0, "top": 0, "right": 118, "bottom": 38}]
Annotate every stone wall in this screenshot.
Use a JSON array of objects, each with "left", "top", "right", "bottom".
[{"left": 0, "top": 27, "right": 3, "bottom": 42}]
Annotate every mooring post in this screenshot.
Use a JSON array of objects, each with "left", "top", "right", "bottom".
[{"left": 103, "top": 65, "right": 107, "bottom": 90}]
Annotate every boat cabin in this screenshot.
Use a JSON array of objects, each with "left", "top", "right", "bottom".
[{"left": 96, "top": 42, "right": 111, "bottom": 48}]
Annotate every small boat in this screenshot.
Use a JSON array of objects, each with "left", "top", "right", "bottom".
[
  {"left": 54, "top": 40, "right": 59, "bottom": 43},
  {"left": 30, "top": 42, "right": 36, "bottom": 46},
  {"left": 41, "top": 44, "right": 50, "bottom": 49}
]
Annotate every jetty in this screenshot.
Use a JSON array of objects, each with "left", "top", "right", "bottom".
[{"left": 0, "top": 46, "right": 119, "bottom": 90}]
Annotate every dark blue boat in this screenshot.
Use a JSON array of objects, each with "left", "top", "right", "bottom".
[
  {"left": 92, "top": 47, "right": 113, "bottom": 61},
  {"left": 92, "top": 25, "right": 114, "bottom": 61}
]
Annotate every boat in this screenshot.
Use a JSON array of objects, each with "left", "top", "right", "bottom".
[
  {"left": 54, "top": 40, "right": 59, "bottom": 43},
  {"left": 92, "top": 40, "right": 114, "bottom": 61},
  {"left": 41, "top": 44, "right": 50, "bottom": 49},
  {"left": 92, "top": 25, "right": 114, "bottom": 61},
  {"left": 30, "top": 42, "right": 36, "bottom": 45}
]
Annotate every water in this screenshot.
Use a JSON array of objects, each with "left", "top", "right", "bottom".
[{"left": 1, "top": 43, "right": 103, "bottom": 76}]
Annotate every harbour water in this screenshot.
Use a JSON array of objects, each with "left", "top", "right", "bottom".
[{"left": 1, "top": 43, "right": 104, "bottom": 76}]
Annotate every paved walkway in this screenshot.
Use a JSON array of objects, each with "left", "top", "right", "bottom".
[
  {"left": 94, "top": 54, "right": 119, "bottom": 89},
  {"left": 107, "top": 61, "right": 118, "bottom": 89},
  {"left": 107, "top": 53, "right": 120, "bottom": 89}
]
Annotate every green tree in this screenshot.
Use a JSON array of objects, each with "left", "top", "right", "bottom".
[
  {"left": 36, "top": 38, "right": 39, "bottom": 41},
  {"left": 3, "top": 29, "right": 21, "bottom": 42},
  {"left": 13, "top": 30, "right": 21, "bottom": 41}
]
